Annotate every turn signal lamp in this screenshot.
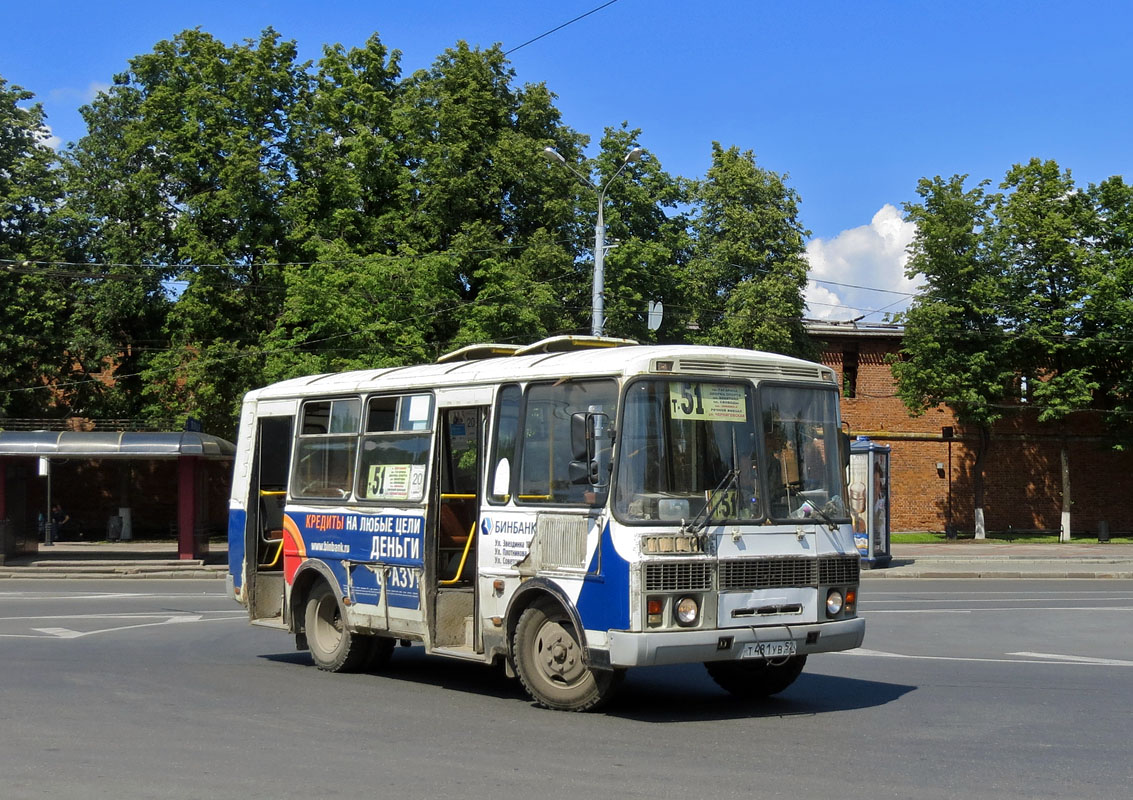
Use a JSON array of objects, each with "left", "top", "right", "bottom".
[
  {"left": 844, "top": 588, "right": 857, "bottom": 615},
  {"left": 647, "top": 596, "right": 664, "bottom": 626}
]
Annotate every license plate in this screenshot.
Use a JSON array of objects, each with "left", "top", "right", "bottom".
[{"left": 741, "top": 640, "right": 797, "bottom": 659}]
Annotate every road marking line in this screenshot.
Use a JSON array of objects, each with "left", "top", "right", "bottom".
[
  {"left": 863, "top": 596, "right": 1133, "bottom": 603},
  {"left": 3, "top": 614, "right": 239, "bottom": 639},
  {"left": 31, "top": 627, "right": 83, "bottom": 638},
  {"left": 0, "top": 611, "right": 244, "bottom": 621},
  {"left": 1007, "top": 652, "right": 1133, "bottom": 667},
  {"left": 865, "top": 606, "right": 1133, "bottom": 613},
  {"left": 839, "top": 648, "right": 1133, "bottom": 666}
]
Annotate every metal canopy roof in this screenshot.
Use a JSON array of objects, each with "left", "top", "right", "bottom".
[{"left": 0, "top": 430, "right": 236, "bottom": 459}]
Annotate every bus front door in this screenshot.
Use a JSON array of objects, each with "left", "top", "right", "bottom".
[
  {"left": 245, "top": 414, "right": 294, "bottom": 624},
  {"left": 431, "top": 406, "right": 485, "bottom": 653}
]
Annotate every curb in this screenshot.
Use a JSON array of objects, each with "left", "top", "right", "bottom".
[{"left": 861, "top": 570, "right": 1133, "bottom": 580}]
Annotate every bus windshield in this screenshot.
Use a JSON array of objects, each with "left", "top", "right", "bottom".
[
  {"left": 761, "top": 385, "right": 848, "bottom": 522},
  {"left": 615, "top": 379, "right": 761, "bottom": 522},
  {"left": 614, "top": 379, "right": 848, "bottom": 524}
]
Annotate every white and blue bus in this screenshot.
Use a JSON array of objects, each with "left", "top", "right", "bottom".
[{"left": 227, "top": 336, "right": 864, "bottom": 710}]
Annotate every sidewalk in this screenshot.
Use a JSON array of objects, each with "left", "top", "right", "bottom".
[
  {"left": 864, "top": 541, "right": 1133, "bottom": 579},
  {"left": 2, "top": 539, "right": 1132, "bottom": 579},
  {"left": 0, "top": 540, "right": 228, "bottom": 579}
]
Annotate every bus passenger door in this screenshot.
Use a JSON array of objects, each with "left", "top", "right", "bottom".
[
  {"left": 431, "top": 406, "right": 485, "bottom": 652},
  {"left": 246, "top": 414, "right": 293, "bottom": 624}
]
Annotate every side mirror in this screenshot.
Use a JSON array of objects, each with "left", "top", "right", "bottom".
[
  {"left": 839, "top": 431, "right": 851, "bottom": 470},
  {"left": 569, "top": 411, "right": 612, "bottom": 488},
  {"left": 570, "top": 412, "right": 589, "bottom": 462}
]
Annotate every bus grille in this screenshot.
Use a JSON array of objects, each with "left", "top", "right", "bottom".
[
  {"left": 644, "top": 561, "right": 713, "bottom": 592},
  {"left": 719, "top": 557, "right": 816, "bottom": 590},
  {"left": 718, "top": 555, "right": 860, "bottom": 590},
  {"left": 818, "top": 554, "right": 861, "bottom": 585}
]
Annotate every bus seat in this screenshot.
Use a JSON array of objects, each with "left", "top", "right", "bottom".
[
  {"left": 260, "top": 493, "right": 286, "bottom": 542},
  {"left": 439, "top": 504, "right": 470, "bottom": 548}
]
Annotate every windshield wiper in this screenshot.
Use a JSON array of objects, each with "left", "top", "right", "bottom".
[
  {"left": 682, "top": 469, "right": 739, "bottom": 539},
  {"left": 792, "top": 495, "right": 840, "bottom": 531}
]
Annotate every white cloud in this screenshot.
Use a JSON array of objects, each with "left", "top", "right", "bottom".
[
  {"left": 804, "top": 204, "right": 919, "bottom": 321},
  {"left": 49, "top": 81, "right": 111, "bottom": 105}
]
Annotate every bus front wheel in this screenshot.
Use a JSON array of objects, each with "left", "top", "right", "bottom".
[
  {"left": 304, "top": 581, "right": 369, "bottom": 673},
  {"left": 513, "top": 599, "right": 622, "bottom": 712},
  {"left": 705, "top": 654, "right": 807, "bottom": 699}
]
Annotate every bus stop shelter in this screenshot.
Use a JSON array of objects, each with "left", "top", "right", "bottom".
[{"left": 0, "top": 431, "right": 235, "bottom": 562}]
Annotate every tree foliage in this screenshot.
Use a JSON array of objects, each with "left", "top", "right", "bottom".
[
  {"left": 1088, "top": 176, "right": 1133, "bottom": 438},
  {"left": 1, "top": 28, "right": 821, "bottom": 436},
  {"left": 0, "top": 78, "right": 71, "bottom": 417},
  {"left": 686, "top": 143, "right": 811, "bottom": 356},
  {"left": 895, "top": 175, "right": 1012, "bottom": 423},
  {"left": 897, "top": 160, "right": 1128, "bottom": 537}
]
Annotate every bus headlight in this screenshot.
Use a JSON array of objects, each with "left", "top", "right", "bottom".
[
  {"left": 675, "top": 596, "right": 699, "bottom": 626},
  {"left": 825, "top": 589, "right": 844, "bottom": 618}
]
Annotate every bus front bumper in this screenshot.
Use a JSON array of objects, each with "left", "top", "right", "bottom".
[{"left": 605, "top": 617, "right": 865, "bottom": 668}]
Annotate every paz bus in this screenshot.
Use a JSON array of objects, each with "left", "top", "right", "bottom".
[{"left": 227, "top": 336, "right": 865, "bottom": 711}]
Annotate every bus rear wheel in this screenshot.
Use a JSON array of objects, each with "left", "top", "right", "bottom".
[
  {"left": 513, "top": 599, "right": 622, "bottom": 712},
  {"left": 304, "top": 581, "right": 369, "bottom": 673},
  {"left": 705, "top": 655, "right": 807, "bottom": 699}
]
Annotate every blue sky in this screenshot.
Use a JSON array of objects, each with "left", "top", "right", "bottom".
[{"left": 2, "top": 0, "right": 1130, "bottom": 321}]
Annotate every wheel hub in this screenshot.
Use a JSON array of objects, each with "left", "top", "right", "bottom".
[{"left": 537, "top": 621, "right": 585, "bottom": 684}]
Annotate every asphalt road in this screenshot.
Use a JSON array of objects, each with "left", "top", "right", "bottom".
[{"left": 1, "top": 578, "right": 1130, "bottom": 800}]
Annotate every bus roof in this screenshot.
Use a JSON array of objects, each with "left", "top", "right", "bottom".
[{"left": 245, "top": 341, "right": 834, "bottom": 403}]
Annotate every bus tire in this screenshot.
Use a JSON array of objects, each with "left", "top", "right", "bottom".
[
  {"left": 303, "top": 581, "right": 368, "bottom": 673},
  {"left": 705, "top": 654, "right": 807, "bottom": 699},
  {"left": 513, "top": 599, "right": 622, "bottom": 712}
]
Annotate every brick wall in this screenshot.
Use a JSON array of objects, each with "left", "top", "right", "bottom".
[{"left": 815, "top": 326, "right": 1132, "bottom": 535}]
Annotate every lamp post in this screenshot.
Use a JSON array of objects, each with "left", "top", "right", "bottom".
[{"left": 544, "top": 145, "right": 643, "bottom": 336}]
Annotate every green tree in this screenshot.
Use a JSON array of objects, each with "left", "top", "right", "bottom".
[
  {"left": 66, "top": 28, "right": 309, "bottom": 435},
  {"left": 0, "top": 77, "right": 71, "bottom": 419},
  {"left": 685, "top": 143, "right": 810, "bottom": 356},
  {"left": 1087, "top": 176, "right": 1133, "bottom": 443},
  {"left": 894, "top": 174, "right": 1013, "bottom": 537},
  {"left": 395, "top": 42, "right": 589, "bottom": 346},
  {"left": 994, "top": 159, "right": 1101, "bottom": 541},
  {"left": 276, "top": 40, "right": 590, "bottom": 363},
  {"left": 282, "top": 33, "right": 406, "bottom": 257}
]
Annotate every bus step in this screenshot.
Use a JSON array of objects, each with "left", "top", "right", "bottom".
[
  {"left": 250, "top": 616, "right": 288, "bottom": 631},
  {"left": 428, "top": 644, "right": 485, "bottom": 662}
]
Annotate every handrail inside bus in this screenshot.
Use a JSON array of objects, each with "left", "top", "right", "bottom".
[
  {"left": 260, "top": 538, "right": 284, "bottom": 569},
  {"left": 439, "top": 521, "right": 476, "bottom": 586}
]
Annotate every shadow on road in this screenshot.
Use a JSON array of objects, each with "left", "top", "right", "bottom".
[
  {"left": 260, "top": 647, "right": 523, "bottom": 701},
  {"left": 260, "top": 648, "right": 915, "bottom": 719},
  {"left": 608, "top": 664, "right": 916, "bottom": 722}
]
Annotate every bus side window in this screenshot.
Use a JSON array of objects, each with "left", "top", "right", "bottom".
[
  {"left": 518, "top": 380, "right": 616, "bottom": 505},
  {"left": 293, "top": 398, "right": 360, "bottom": 499},
  {"left": 488, "top": 385, "right": 521, "bottom": 503},
  {"left": 355, "top": 393, "right": 433, "bottom": 503}
]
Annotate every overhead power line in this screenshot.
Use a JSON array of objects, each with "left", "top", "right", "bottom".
[{"left": 504, "top": 0, "right": 621, "bottom": 55}]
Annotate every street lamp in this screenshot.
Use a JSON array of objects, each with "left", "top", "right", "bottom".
[{"left": 544, "top": 145, "right": 643, "bottom": 336}]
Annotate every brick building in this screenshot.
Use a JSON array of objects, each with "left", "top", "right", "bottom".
[{"left": 809, "top": 321, "right": 1132, "bottom": 536}]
